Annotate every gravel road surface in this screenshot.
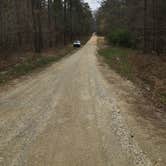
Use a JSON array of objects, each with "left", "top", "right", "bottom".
[{"left": 0, "top": 36, "right": 159, "bottom": 166}]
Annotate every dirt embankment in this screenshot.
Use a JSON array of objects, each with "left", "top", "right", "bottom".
[
  {"left": 97, "top": 36, "right": 166, "bottom": 166},
  {"left": 129, "top": 54, "right": 166, "bottom": 107},
  {"left": 97, "top": 37, "right": 166, "bottom": 110}
]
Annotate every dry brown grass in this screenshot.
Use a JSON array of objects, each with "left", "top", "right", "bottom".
[{"left": 98, "top": 37, "right": 166, "bottom": 109}]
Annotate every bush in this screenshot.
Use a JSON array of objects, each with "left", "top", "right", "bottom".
[{"left": 107, "top": 29, "right": 135, "bottom": 48}]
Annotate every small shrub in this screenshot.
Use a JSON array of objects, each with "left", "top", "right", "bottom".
[
  {"left": 107, "top": 29, "right": 135, "bottom": 48},
  {"left": 98, "top": 47, "right": 133, "bottom": 80},
  {"left": 159, "top": 92, "right": 166, "bottom": 104},
  {"left": 0, "top": 56, "right": 58, "bottom": 84}
]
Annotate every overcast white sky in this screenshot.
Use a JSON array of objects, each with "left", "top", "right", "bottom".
[{"left": 84, "top": 0, "right": 101, "bottom": 10}]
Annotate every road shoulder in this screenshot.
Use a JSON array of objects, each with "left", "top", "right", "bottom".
[{"left": 97, "top": 51, "right": 166, "bottom": 166}]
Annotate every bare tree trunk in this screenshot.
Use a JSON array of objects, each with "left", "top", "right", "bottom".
[
  {"left": 48, "top": 0, "right": 53, "bottom": 47},
  {"left": 31, "top": 0, "right": 43, "bottom": 53},
  {"left": 64, "top": 0, "right": 67, "bottom": 45},
  {"left": 15, "top": 0, "right": 22, "bottom": 47},
  {"left": 69, "top": 0, "right": 73, "bottom": 41},
  {"left": 144, "top": 0, "right": 148, "bottom": 53}
]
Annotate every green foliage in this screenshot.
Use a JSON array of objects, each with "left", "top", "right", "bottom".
[
  {"left": 98, "top": 47, "right": 133, "bottom": 80},
  {"left": 159, "top": 92, "right": 166, "bottom": 104},
  {"left": 0, "top": 56, "right": 58, "bottom": 84},
  {"left": 13, "top": 57, "right": 58, "bottom": 76},
  {"left": 107, "top": 29, "right": 135, "bottom": 48}
]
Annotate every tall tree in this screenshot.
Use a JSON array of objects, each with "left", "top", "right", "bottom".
[
  {"left": 96, "top": 0, "right": 166, "bottom": 55},
  {"left": 0, "top": 0, "right": 93, "bottom": 54}
]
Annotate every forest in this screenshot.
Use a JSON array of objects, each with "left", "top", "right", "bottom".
[
  {"left": 96, "top": 0, "right": 166, "bottom": 55},
  {"left": 0, "top": 0, "right": 93, "bottom": 53}
]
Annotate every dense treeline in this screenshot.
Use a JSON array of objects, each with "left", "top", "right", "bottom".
[
  {"left": 96, "top": 0, "right": 166, "bottom": 55},
  {"left": 0, "top": 0, "right": 93, "bottom": 53}
]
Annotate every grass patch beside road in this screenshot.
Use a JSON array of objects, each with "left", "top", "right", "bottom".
[
  {"left": 0, "top": 56, "right": 59, "bottom": 84},
  {"left": 98, "top": 47, "right": 134, "bottom": 80},
  {"left": 97, "top": 37, "right": 166, "bottom": 108},
  {"left": 0, "top": 35, "right": 91, "bottom": 85},
  {"left": 0, "top": 45, "right": 75, "bottom": 85}
]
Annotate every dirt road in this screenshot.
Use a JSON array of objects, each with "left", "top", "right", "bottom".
[{"left": 0, "top": 36, "right": 165, "bottom": 166}]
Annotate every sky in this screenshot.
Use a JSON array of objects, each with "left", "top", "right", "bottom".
[{"left": 84, "top": 0, "right": 101, "bottom": 10}]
